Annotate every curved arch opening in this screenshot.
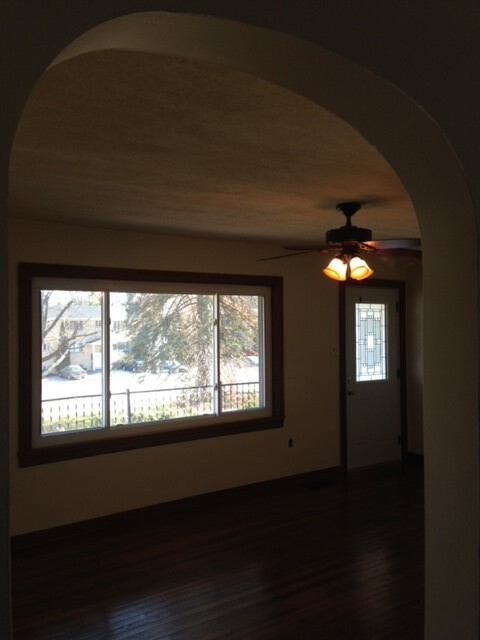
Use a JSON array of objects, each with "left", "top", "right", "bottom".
[{"left": 5, "top": 9, "right": 478, "bottom": 639}]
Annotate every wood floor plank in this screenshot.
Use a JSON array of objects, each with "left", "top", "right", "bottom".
[{"left": 11, "top": 464, "right": 424, "bottom": 639}]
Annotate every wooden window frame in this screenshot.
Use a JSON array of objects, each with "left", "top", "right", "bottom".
[{"left": 18, "top": 263, "right": 285, "bottom": 466}]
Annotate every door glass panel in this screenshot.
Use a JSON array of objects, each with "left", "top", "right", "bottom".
[{"left": 355, "top": 302, "right": 387, "bottom": 382}]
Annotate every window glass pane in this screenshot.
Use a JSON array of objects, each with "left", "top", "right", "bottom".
[
  {"left": 40, "top": 289, "right": 104, "bottom": 433},
  {"left": 219, "top": 295, "right": 263, "bottom": 412},
  {"left": 110, "top": 292, "right": 215, "bottom": 425},
  {"left": 355, "top": 302, "right": 387, "bottom": 382}
]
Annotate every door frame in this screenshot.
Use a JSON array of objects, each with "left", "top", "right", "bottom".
[{"left": 339, "top": 279, "right": 408, "bottom": 471}]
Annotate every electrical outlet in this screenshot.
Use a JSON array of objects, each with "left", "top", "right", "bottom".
[{"left": 288, "top": 438, "right": 293, "bottom": 448}]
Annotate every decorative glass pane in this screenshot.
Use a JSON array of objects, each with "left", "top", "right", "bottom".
[{"left": 355, "top": 302, "right": 387, "bottom": 382}]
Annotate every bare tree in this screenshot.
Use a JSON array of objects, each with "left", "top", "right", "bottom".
[
  {"left": 125, "top": 292, "right": 259, "bottom": 386},
  {"left": 41, "top": 291, "right": 101, "bottom": 376}
]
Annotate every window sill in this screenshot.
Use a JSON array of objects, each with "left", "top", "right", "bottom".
[{"left": 18, "top": 414, "right": 284, "bottom": 467}]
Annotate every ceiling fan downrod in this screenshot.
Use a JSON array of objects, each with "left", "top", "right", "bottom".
[
  {"left": 326, "top": 201, "right": 372, "bottom": 244},
  {"left": 336, "top": 201, "right": 362, "bottom": 222}
]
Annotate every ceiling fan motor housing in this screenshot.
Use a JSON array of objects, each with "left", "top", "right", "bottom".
[{"left": 326, "top": 225, "right": 372, "bottom": 243}]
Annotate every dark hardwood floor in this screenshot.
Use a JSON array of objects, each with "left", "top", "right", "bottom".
[{"left": 11, "top": 464, "right": 424, "bottom": 640}]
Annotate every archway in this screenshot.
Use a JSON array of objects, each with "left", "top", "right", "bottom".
[{"left": 2, "top": 10, "right": 478, "bottom": 639}]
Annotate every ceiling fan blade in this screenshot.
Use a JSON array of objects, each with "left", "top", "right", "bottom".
[
  {"left": 375, "top": 247, "right": 423, "bottom": 258},
  {"left": 365, "top": 238, "right": 421, "bottom": 251},
  {"left": 258, "top": 250, "right": 319, "bottom": 261},
  {"left": 283, "top": 243, "right": 340, "bottom": 253},
  {"left": 259, "top": 236, "right": 421, "bottom": 262}
]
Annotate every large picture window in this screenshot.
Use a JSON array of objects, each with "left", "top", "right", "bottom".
[{"left": 18, "top": 264, "right": 284, "bottom": 466}]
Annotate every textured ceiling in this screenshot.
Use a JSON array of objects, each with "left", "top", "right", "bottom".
[{"left": 9, "top": 50, "right": 420, "bottom": 246}]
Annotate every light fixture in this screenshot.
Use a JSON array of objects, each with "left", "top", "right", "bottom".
[
  {"left": 322, "top": 254, "right": 374, "bottom": 281},
  {"left": 322, "top": 256, "right": 348, "bottom": 281},
  {"left": 348, "top": 256, "right": 374, "bottom": 280}
]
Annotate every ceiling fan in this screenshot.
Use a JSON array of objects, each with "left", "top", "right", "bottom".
[{"left": 260, "top": 201, "right": 421, "bottom": 281}]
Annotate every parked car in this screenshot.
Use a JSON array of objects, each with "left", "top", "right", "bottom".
[
  {"left": 112, "top": 357, "right": 144, "bottom": 372},
  {"left": 58, "top": 365, "right": 87, "bottom": 380},
  {"left": 124, "top": 359, "right": 144, "bottom": 372},
  {"left": 160, "top": 360, "right": 187, "bottom": 373}
]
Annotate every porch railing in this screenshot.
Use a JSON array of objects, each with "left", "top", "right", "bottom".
[{"left": 41, "top": 381, "right": 260, "bottom": 433}]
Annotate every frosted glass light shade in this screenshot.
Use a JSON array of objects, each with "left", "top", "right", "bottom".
[
  {"left": 323, "top": 257, "right": 348, "bottom": 281},
  {"left": 349, "top": 256, "right": 374, "bottom": 280}
]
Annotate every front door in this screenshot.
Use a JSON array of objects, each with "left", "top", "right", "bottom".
[{"left": 342, "top": 283, "right": 405, "bottom": 469}]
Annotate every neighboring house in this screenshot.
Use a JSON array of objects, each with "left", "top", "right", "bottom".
[{"left": 43, "top": 303, "right": 127, "bottom": 373}]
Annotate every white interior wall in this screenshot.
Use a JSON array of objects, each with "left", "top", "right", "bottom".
[{"left": 9, "top": 218, "right": 422, "bottom": 534}]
